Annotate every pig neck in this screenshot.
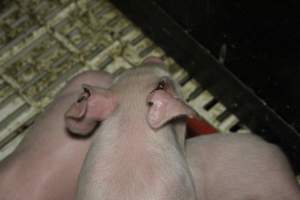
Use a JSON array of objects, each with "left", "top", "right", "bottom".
[
  {"left": 83, "top": 105, "right": 194, "bottom": 199},
  {"left": 96, "top": 104, "right": 181, "bottom": 156},
  {"left": 93, "top": 107, "right": 177, "bottom": 160}
]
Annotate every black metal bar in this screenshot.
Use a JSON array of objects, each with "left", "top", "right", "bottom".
[{"left": 112, "top": 0, "right": 300, "bottom": 172}]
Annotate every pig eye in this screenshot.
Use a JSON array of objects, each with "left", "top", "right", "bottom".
[{"left": 77, "top": 88, "right": 91, "bottom": 103}]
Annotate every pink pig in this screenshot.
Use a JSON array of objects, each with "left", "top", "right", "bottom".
[
  {"left": 0, "top": 70, "right": 113, "bottom": 200},
  {"left": 1, "top": 57, "right": 298, "bottom": 200},
  {"left": 186, "top": 133, "right": 300, "bottom": 200},
  {"left": 65, "top": 59, "right": 197, "bottom": 200}
]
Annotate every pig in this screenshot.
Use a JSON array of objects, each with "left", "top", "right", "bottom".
[
  {"left": 0, "top": 70, "right": 113, "bottom": 200},
  {"left": 186, "top": 133, "right": 300, "bottom": 200},
  {"left": 65, "top": 59, "right": 197, "bottom": 200}
]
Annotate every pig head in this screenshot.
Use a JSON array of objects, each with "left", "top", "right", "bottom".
[{"left": 65, "top": 59, "right": 197, "bottom": 200}]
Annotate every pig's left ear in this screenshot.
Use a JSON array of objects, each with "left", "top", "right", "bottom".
[
  {"left": 146, "top": 89, "right": 196, "bottom": 129},
  {"left": 64, "top": 84, "right": 117, "bottom": 135}
]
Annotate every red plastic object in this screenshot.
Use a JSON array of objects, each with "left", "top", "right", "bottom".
[{"left": 186, "top": 116, "right": 217, "bottom": 138}]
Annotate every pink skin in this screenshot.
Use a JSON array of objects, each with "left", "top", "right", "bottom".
[
  {"left": 143, "top": 56, "right": 166, "bottom": 65},
  {"left": 0, "top": 71, "right": 113, "bottom": 200},
  {"left": 65, "top": 64, "right": 197, "bottom": 200},
  {"left": 186, "top": 133, "right": 300, "bottom": 200},
  {"left": 3, "top": 57, "right": 296, "bottom": 200}
]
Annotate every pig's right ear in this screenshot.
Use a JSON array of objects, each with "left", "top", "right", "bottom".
[{"left": 64, "top": 84, "right": 117, "bottom": 135}]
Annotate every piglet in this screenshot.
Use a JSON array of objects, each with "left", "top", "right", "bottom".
[
  {"left": 186, "top": 133, "right": 300, "bottom": 200},
  {"left": 65, "top": 59, "right": 197, "bottom": 200},
  {"left": 0, "top": 71, "right": 113, "bottom": 200}
]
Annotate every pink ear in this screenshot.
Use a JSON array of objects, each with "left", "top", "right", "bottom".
[
  {"left": 146, "top": 90, "right": 196, "bottom": 129},
  {"left": 142, "top": 56, "right": 165, "bottom": 65},
  {"left": 65, "top": 84, "right": 117, "bottom": 135}
]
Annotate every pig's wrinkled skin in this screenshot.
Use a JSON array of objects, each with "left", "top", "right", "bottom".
[
  {"left": 65, "top": 64, "right": 197, "bottom": 200},
  {"left": 0, "top": 71, "right": 113, "bottom": 200},
  {"left": 186, "top": 133, "right": 300, "bottom": 200}
]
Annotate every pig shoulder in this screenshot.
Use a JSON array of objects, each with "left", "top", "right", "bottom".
[{"left": 186, "top": 133, "right": 300, "bottom": 200}]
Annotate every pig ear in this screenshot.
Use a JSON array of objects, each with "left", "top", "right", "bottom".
[
  {"left": 64, "top": 84, "right": 117, "bottom": 135},
  {"left": 142, "top": 56, "right": 165, "bottom": 65},
  {"left": 146, "top": 89, "right": 196, "bottom": 129}
]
